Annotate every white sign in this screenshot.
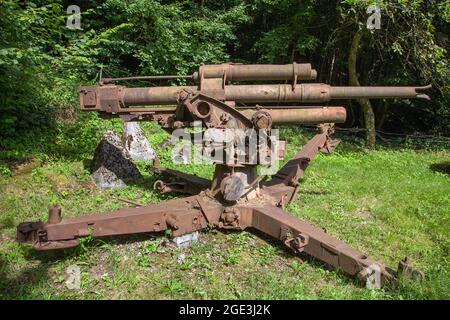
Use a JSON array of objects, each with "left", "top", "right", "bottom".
[
  {"left": 367, "top": 5, "right": 381, "bottom": 30},
  {"left": 67, "top": 5, "right": 82, "bottom": 30}
]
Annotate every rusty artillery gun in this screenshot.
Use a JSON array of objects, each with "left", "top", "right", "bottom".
[{"left": 17, "top": 63, "right": 430, "bottom": 287}]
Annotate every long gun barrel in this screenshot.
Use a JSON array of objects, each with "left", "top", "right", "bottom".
[{"left": 119, "top": 83, "right": 431, "bottom": 106}]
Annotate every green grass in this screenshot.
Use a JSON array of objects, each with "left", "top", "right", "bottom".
[{"left": 0, "top": 123, "right": 449, "bottom": 300}]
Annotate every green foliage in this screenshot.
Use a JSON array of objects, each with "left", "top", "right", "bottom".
[
  {"left": 251, "top": 0, "right": 321, "bottom": 62},
  {"left": 337, "top": 0, "right": 449, "bottom": 133},
  {"left": 340, "top": 0, "right": 448, "bottom": 86},
  {"left": 0, "top": 1, "right": 55, "bottom": 137},
  {"left": 0, "top": 0, "right": 252, "bottom": 162},
  {"left": 83, "top": 0, "right": 249, "bottom": 76}
]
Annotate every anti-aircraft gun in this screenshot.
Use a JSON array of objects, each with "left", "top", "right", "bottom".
[{"left": 17, "top": 63, "right": 430, "bottom": 286}]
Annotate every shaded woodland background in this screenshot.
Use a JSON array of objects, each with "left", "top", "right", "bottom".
[{"left": 0, "top": 0, "right": 448, "bottom": 157}]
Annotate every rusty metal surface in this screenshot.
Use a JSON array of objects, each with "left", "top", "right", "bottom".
[
  {"left": 197, "top": 63, "right": 317, "bottom": 81},
  {"left": 122, "top": 86, "right": 194, "bottom": 106},
  {"left": 18, "top": 63, "right": 430, "bottom": 287},
  {"left": 17, "top": 196, "right": 222, "bottom": 250},
  {"left": 153, "top": 167, "right": 211, "bottom": 195},
  {"left": 80, "top": 62, "right": 430, "bottom": 110},
  {"left": 241, "top": 107, "right": 347, "bottom": 124},
  {"left": 330, "top": 84, "right": 432, "bottom": 100},
  {"left": 241, "top": 205, "right": 398, "bottom": 285},
  {"left": 114, "top": 84, "right": 430, "bottom": 106}
]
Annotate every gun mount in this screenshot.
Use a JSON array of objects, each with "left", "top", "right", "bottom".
[{"left": 18, "top": 63, "right": 429, "bottom": 288}]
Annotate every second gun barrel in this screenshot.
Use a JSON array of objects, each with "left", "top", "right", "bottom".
[
  {"left": 123, "top": 84, "right": 430, "bottom": 106},
  {"left": 330, "top": 85, "right": 431, "bottom": 100}
]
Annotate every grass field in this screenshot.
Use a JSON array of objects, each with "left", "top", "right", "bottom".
[{"left": 0, "top": 121, "right": 449, "bottom": 300}]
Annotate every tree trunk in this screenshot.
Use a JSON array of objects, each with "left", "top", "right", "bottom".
[
  {"left": 348, "top": 29, "right": 376, "bottom": 149},
  {"left": 376, "top": 101, "right": 388, "bottom": 130}
]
